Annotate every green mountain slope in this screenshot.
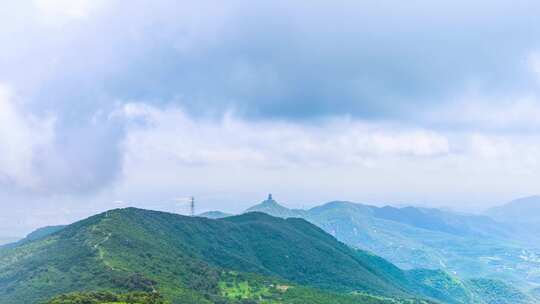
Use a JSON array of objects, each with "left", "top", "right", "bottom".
[
  {"left": 0, "top": 209, "right": 419, "bottom": 303},
  {"left": 0, "top": 208, "right": 532, "bottom": 304}
]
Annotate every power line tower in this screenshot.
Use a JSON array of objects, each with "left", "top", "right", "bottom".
[
  {"left": 190, "top": 196, "right": 195, "bottom": 217},
  {"left": 174, "top": 196, "right": 196, "bottom": 216}
]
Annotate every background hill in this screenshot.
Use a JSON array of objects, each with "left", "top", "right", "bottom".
[{"left": 0, "top": 208, "right": 528, "bottom": 304}]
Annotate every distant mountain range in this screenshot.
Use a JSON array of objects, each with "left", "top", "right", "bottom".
[
  {"left": 0, "top": 208, "right": 532, "bottom": 304},
  {"left": 200, "top": 195, "right": 540, "bottom": 290},
  {"left": 246, "top": 196, "right": 509, "bottom": 238},
  {"left": 487, "top": 196, "right": 540, "bottom": 224}
]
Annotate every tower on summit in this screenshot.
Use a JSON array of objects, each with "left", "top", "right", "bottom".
[{"left": 268, "top": 193, "right": 273, "bottom": 201}]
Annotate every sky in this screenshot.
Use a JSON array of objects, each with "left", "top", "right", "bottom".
[{"left": 1, "top": 0, "right": 540, "bottom": 235}]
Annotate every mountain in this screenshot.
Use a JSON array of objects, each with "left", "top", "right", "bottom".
[
  {"left": 198, "top": 211, "right": 233, "bottom": 219},
  {"left": 487, "top": 196, "right": 540, "bottom": 223},
  {"left": 0, "top": 208, "right": 527, "bottom": 304},
  {"left": 242, "top": 198, "right": 537, "bottom": 289}
]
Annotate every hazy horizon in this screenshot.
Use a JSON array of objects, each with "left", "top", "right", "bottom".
[
  {"left": 3, "top": 193, "right": 538, "bottom": 237},
  {"left": 2, "top": 0, "right": 540, "bottom": 236}
]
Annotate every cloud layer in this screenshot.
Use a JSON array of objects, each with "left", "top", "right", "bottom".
[{"left": 2, "top": 0, "right": 540, "bottom": 233}]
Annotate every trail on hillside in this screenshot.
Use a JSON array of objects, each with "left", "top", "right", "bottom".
[{"left": 91, "top": 225, "right": 114, "bottom": 270}]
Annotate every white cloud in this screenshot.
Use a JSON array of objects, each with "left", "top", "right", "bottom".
[
  {"left": 122, "top": 103, "right": 450, "bottom": 168},
  {"left": 0, "top": 84, "right": 55, "bottom": 189}
]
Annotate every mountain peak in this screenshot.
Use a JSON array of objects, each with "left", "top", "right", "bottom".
[
  {"left": 244, "top": 194, "right": 305, "bottom": 218},
  {"left": 247, "top": 194, "right": 283, "bottom": 209},
  {"left": 260, "top": 193, "right": 279, "bottom": 206}
]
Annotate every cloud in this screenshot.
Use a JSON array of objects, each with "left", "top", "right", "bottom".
[
  {"left": 0, "top": 84, "right": 55, "bottom": 190},
  {"left": 0, "top": 84, "right": 125, "bottom": 195},
  {"left": 3, "top": 0, "right": 540, "bottom": 123},
  {"left": 425, "top": 94, "right": 540, "bottom": 132},
  {"left": 122, "top": 103, "right": 450, "bottom": 167}
]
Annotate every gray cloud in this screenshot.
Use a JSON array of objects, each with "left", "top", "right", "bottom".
[
  {"left": 6, "top": 0, "right": 540, "bottom": 119},
  {"left": 1, "top": 0, "right": 540, "bottom": 202},
  {"left": 0, "top": 85, "right": 125, "bottom": 195},
  {"left": 92, "top": 0, "right": 540, "bottom": 121}
]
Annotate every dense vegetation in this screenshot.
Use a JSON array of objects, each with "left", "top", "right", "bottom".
[
  {"left": 45, "top": 288, "right": 433, "bottom": 304},
  {"left": 46, "top": 291, "right": 169, "bottom": 304},
  {"left": 0, "top": 208, "right": 534, "bottom": 304}
]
